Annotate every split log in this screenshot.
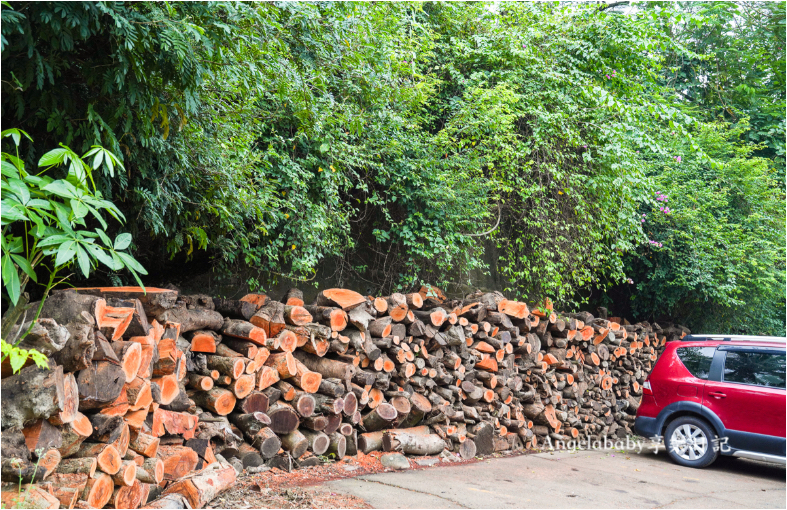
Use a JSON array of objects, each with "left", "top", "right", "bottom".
[
  {"left": 157, "top": 446, "right": 198, "bottom": 481},
  {"left": 303, "top": 306, "right": 348, "bottom": 332},
  {"left": 316, "top": 289, "right": 366, "bottom": 311}
]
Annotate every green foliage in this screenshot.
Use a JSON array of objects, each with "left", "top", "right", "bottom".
[
  {"left": 1, "top": 1, "right": 783, "bottom": 335},
  {"left": 1, "top": 128, "right": 146, "bottom": 371},
  {"left": 625, "top": 120, "right": 785, "bottom": 334}
]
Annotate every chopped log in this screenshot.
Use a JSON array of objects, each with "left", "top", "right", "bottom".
[
  {"left": 302, "top": 430, "right": 330, "bottom": 455},
  {"left": 316, "top": 289, "right": 366, "bottom": 311},
  {"left": 1, "top": 483, "right": 61, "bottom": 509},
  {"left": 186, "top": 330, "right": 220, "bottom": 353},
  {"left": 220, "top": 319, "right": 268, "bottom": 346},
  {"left": 109, "top": 479, "right": 146, "bottom": 509},
  {"left": 56, "top": 412, "right": 92, "bottom": 457},
  {"left": 110, "top": 341, "right": 143, "bottom": 383},
  {"left": 498, "top": 299, "right": 529, "bottom": 319},
  {"left": 136, "top": 458, "right": 164, "bottom": 484},
  {"left": 76, "top": 361, "right": 125, "bottom": 411},
  {"left": 157, "top": 445, "right": 199, "bottom": 481},
  {"left": 280, "top": 429, "right": 309, "bottom": 458},
  {"left": 22, "top": 419, "right": 62, "bottom": 454},
  {"left": 383, "top": 431, "right": 445, "bottom": 455},
  {"left": 206, "top": 355, "right": 245, "bottom": 379},
  {"left": 303, "top": 306, "right": 348, "bottom": 332},
  {"left": 226, "top": 374, "right": 255, "bottom": 399},
  {"left": 361, "top": 403, "right": 397, "bottom": 432},
  {"left": 265, "top": 352, "right": 297, "bottom": 379},
  {"left": 249, "top": 301, "right": 286, "bottom": 338},
  {"left": 86, "top": 414, "right": 124, "bottom": 444},
  {"left": 55, "top": 458, "right": 96, "bottom": 477},
  {"left": 284, "top": 305, "right": 312, "bottom": 326},
  {"left": 161, "top": 461, "right": 235, "bottom": 509},
  {"left": 73, "top": 443, "right": 121, "bottom": 475},
  {"left": 250, "top": 427, "right": 281, "bottom": 459},
  {"left": 129, "top": 431, "right": 160, "bottom": 458},
  {"left": 52, "top": 318, "right": 96, "bottom": 374},
  {"left": 156, "top": 308, "right": 223, "bottom": 334},
  {"left": 293, "top": 351, "right": 354, "bottom": 380},
  {"left": 106, "top": 298, "right": 151, "bottom": 338},
  {"left": 48, "top": 372, "right": 79, "bottom": 426},
  {"left": 220, "top": 337, "right": 259, "bottom": 358},
  {"left": 290, "top": 359, "right": 322, "bottom": 393},
  {"left": 358, "top": 425, "right": 430, "bottom": 454},
  {"left": 2, "top": 363, "right": 66, "bottom": 429},
  {"left": 266, "top": 402, "right": 300, "bottom": 434},
  {"left": 151, "top": 374, "right": 179, "bottom": 406},
  {"left": 282, "top": 288, "right": 305, "bottom": 307},
  {"left": 143, "top": 493, "right": 192, "bottom": 509},
  {"left": 256, "top": 366, "right": 280, "bottom": 390},
  {"left": 111, "top": 460, "right": 137, "bottom": 487},
  {"left": 212, "top": 298, "right": 258, "bottom": 321},
  {"left": 190, "top": 387, "right": 236, "bottom": 416},
  {"left": 237, "top": 392, "right": 269, "bottom": 414},
  {"left": 186, "top": 373, "right": 214, "bottom": 391},
  {"left": 327, "top": 432, "right": 346, "bottom": 460},
  {"left": 74, "top": 287, "right": 177, "bottom": 317}
]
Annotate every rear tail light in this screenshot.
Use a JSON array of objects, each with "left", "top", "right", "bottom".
[{"left": 642, "top": 380, "right": 653, "bottom": 395}]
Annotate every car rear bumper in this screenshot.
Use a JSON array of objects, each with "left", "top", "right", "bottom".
[{"left": 635, "top": 416, "right": 658, "bottom": 439}]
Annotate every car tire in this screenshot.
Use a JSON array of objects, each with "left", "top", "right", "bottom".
[{"left": 664, "top": 416, "right": 719, "bottom": 468}]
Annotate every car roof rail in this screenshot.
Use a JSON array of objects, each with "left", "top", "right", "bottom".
[{"left": 681, "top": 334, "right": 787, "bottom": 344}]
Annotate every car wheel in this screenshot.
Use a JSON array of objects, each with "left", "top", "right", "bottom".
[{"left": 664, "top": 416, "right": 719, "bottom": 468}]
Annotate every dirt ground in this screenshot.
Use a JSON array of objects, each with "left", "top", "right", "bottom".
[{"left": 206, "top": 450, "right": 500, "bottom": 509}]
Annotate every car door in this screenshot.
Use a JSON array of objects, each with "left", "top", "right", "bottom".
[{"left": 702, "top": 346, "right": 786, "bottom": 456}]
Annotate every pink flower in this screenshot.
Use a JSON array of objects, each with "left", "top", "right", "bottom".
[{"left": 676, "top": 156, "right": 682, "bottom": 163}]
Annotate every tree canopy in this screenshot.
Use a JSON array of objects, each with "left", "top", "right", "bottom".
[{"left": 2, "top": 1, "right": 784, "bottom": 335}]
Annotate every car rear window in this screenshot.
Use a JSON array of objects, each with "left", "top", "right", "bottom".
[
  {"left": 723, "top": 351, "right": 786, "bottom": 388},
  {"left": 676, "top": 346, "right": 716, "bottom": 379}
]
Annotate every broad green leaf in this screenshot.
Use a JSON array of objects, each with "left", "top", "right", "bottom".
[
  {"left": 114, "top": 233, "right": 132, "bottom": 250},
  {"left": 10, "top": 254, "right": 37, "bottom": 283},
  {"left": 38, "top": 148, "right": 68, "bottom": 167},
  {"left": 1, "top": 254, "right": 20, "bottom": 305},
  {"left": 8, "top": 347, "right": 28, "bottom": 373},
  {"left": 55, "top": 241, "right": 77, "bottom": 267},
  {"left": 117, "top": 251, "right": 147, "bottom": 274},
  {"left": 75, "top": 244, "right": 91, "bottom": 277}
]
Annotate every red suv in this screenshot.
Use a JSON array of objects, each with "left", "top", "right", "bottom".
[{"left": 635, "top": 335, "right": 786, "bottom": 468}]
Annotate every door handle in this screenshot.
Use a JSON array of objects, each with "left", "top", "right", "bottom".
[{"left": 708, "top": 391, "right": 726, "bottom": 398}]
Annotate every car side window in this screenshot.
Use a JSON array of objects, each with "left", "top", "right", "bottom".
[
  {"left": 723, "top": 351, "right": 786, "bottom": 389},
  {"left": 676, "top": 347, "right": 716, "bottom": 379}
]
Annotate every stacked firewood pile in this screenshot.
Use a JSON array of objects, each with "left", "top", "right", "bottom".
[{"left": 0, "top": 285, "right": 688, "bottom": 509}]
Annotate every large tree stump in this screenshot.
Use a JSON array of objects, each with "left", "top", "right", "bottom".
[{"left": 1, "top": 363, "right": 66, "bottom": 429}]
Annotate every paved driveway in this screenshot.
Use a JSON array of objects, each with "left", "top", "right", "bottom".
[{"left": 323, "top": 448, "right": 785, "bottom": 508}]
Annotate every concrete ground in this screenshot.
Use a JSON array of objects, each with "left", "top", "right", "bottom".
[{"left": 322, "top": 448, "right": 786, "bottom": 509}]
